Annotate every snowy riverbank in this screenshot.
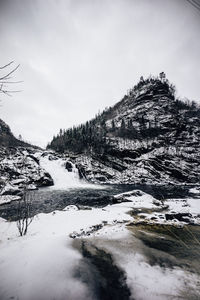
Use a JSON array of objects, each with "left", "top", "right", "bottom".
[{"left": 0, "top": 190, "right": 200, "bottom": 300}]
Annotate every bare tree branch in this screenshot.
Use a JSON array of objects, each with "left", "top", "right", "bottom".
[
  {"left": 186, "top": 0, "right": 200, "bottom": 11},
  {"left": 0, "top": 61, "right": 21, "bottom": 99},
  {"left": 0, "top": 61, "right": 14, "bottom": 69},
  {"left": 0, "top": 64, "right": 20, "bottom": 81},
  {"left": 0, "top": 81, "right": 23, "bottom": 84}
]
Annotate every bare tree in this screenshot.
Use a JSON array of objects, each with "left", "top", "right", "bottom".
[
  {"left": 17, "top": 190, "right": 34, "bottom": 236},
  {"left": 0, "top": 61, "right": 21, "bottom": 98},
  {"left": 16, "top": 155, "right": 34, "bottom": 236}
]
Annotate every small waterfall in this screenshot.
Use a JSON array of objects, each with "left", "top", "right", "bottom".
[{"left": 40, "top": 155, "right": 83, "bottom": 189}]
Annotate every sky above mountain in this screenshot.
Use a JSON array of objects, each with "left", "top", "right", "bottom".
[{"left": 0, "top": 0, "right": 200, "bottom": 147}]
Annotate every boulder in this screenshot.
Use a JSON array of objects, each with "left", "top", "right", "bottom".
[
  {"left": 65, "top": 161, "right": 73, "bottom": 172},
  {"left": 63, "top": 205, "right": 79, "bottom": 211},
  {"left": 27, "top": 184, "right": 37, "bottom": 190},
  {"left": 35, "top": 172, "right": 54, "bottom": 187},
  {"left": 165, "top": 212, "right": 193, "bottom": 223}
]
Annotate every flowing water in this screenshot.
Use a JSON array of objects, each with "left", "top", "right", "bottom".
[{"left": 40, "top": 156, "right": 83, "bottom": 189}]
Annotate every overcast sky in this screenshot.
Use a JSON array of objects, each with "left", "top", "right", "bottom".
[{"left": 0, "top": 0, "right": 200, "bottom": 147}]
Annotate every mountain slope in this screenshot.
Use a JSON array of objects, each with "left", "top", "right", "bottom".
[
  {"left": 48, "top": 74, "right": 200, "bottom": 184},
  {"left": 0, "top": 118, "right": 31, "bottom": 148}
]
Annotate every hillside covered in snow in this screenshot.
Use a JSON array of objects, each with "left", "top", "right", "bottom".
[{"left": 48, "top": 74, "right": 200, "bottom": 185}]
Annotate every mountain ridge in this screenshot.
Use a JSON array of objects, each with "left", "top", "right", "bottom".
[{"left": 48, "top": 73, "right": 200, "bottom": 185}]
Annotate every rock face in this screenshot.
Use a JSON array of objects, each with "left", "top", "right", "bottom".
[
  {"left": 0, "top": 147, "right": 54, "bottom": 201},
  {"left": 0, "top": 119, "right": 54, "bottom": 199},
  {"left": 49, "top": 75, "right": 200, "bottom": 185}
]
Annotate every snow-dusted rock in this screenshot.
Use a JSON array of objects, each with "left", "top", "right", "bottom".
[
  {"left": 0, "top": 147, "right": 54, "bottom": 190},
  {"left": 63, "top": 205, "right": 79, "bottom": 211},
  {"left": 189, "top": 187, "right": 200, "bottom": 194},
  {"left": 113, "top": 190, "right": 163, "bottom": 209},
  {"left": 10, "top": 178, "right": 26, "bottom": 185},
  {"left": 0, "top": 195, "right": 21, "bottom": 205},
  {"left": 27, "top": 184, "right": 37, "bottom": 190},
  {"left": 0, "top": 183, "right": 21, "bottom": 196}
]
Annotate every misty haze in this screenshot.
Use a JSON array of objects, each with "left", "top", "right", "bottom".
[{"left": 0, "top": 1, "right": 200, "bottom": 300}]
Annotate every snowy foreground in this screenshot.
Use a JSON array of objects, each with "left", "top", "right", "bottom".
[{"left": 0, "top": 190, "right": 200, "bottom": 300}]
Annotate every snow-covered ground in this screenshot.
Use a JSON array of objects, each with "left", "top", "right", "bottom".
[
  {"left": 0, "top": 190, "right": 200, "bottom": 300},
  {"left": 0, "top": 198, "right": 133, "bottom": 300}
]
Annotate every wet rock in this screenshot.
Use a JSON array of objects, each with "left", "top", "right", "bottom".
[
  {"left": 165, "top": 212, "right": 193, "bottom": 223},
  {"left": 95, "top": 176, "right": 106, "bottom": 182},
  {"left": 65, "top": 161, "right": 73, "bottom": 172},
  {"left": 75, "top": 164, "right": 88, "bottom": 179},
  {"left": 35, "top": 173, "right": 54, "bottom": 187}
]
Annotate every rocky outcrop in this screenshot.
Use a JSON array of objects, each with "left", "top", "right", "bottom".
[
  {"left": 65, "top": 161, "right": 73, "bottom": 172},
  {"left": 0, "top": 147, "right": 54, "bottom": 201}
]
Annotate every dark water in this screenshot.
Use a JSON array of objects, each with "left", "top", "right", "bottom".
[{"left": 0, "top": 184, "right": 194, "bottom": 221}]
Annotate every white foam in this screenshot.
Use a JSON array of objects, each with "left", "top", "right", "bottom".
[{"left": 40, "top": 155, "right": 101, "bottom": 190}]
